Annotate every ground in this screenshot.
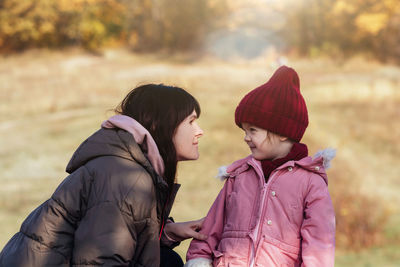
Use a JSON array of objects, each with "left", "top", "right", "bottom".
[{"left": 0, "top": 49, "right": 399, "bottom": 266}]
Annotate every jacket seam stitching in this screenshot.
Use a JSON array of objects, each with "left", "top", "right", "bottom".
[
  {"left": 51, "top": 166, "right": 94, "bottom": 220},
  {"left": 19, "top": 231, "right": 69, "bottom": 259}
]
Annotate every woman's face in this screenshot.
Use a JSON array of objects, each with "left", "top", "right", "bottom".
[{"left": 173, "top": 110, "right": 204, "bottom": 161}]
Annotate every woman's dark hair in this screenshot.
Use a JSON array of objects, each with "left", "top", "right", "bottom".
[{"left": 115, "top": 83, "right": 201, "bottom": 192}]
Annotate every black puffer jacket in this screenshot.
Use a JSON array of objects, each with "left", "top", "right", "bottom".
[{"left": 0, "top": 128, "right": 179, "bottom": 266}]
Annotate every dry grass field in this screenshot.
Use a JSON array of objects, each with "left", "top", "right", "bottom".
[{"left": 0, "top": 49, "right": 399, "bottom": 266}]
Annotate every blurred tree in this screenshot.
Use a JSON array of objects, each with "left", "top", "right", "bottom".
[
  {"left": 121, "top": 0, "right": 227, "bottom": 52},
  {"left": 281, "top": 0, "right": 400, "bottom": 64},
  {"left": 351, "top": 0, "right": 400, "bottom": 63},
  {"left": 0, "top": 0, "right": 227, "bottom": 53},
  {"left": 0, "top": 0, "right": 124, "bottom": 52}
]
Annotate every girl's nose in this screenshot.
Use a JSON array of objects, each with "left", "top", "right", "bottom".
[{"left": 244, "top": 133, "right": 250, "bottom": 142}]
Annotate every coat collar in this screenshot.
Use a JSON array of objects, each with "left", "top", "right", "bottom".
[{"left": 220, "top": 148, "right": 336, "bottom": 185}]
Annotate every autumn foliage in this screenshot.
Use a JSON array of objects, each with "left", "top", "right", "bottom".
[
  {"left": 282, "top": 0, "right": 400, "bottom": 64},
  {"left": 0, "top": 0, "right": 226, "bottom": 52},
  {"left": 1, "top": 0, "right": 400, "bottom": 61}
]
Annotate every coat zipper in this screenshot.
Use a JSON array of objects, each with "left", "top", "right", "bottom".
[
  {"left": 249, "top": 183, "right": 267, "bottom": 267},
  {"left": 248, "top": 160, "right": 278, "bottom": 267}
]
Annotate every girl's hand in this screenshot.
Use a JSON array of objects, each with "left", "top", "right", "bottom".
[{"left": 163, "top": 218, "right": 207, "bottom": 242}]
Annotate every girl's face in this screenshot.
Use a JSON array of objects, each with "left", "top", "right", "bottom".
[
  {"left": 242, "top": 122, "right": 286, "bottom": 161},
  {"left": 173, "top": 110, "right": 204, "bottom": 161}
]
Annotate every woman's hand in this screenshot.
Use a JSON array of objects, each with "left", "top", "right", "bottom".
[{"left": 163, "top": 218, "right": 207, "bottom": 242}]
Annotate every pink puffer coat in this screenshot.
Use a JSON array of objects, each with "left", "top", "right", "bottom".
[{"left": 186, "top": 150, "right": 336, "bottom": 267}]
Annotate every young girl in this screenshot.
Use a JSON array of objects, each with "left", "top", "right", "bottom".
[{"left": 185, "top": 66, "right": 336, "bottom": 267}]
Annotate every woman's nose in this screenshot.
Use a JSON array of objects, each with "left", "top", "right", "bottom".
[{"left": 196, "top": 124, "right": 204, "bottom": 137}]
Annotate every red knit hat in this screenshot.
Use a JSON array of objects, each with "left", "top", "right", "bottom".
[{"left": 235, "top": 65, "right": 308, "bottom": 142}]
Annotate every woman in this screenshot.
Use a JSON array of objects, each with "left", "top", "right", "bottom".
[{"left": 0, "top": 84, "right": 206, "bottom": 266}]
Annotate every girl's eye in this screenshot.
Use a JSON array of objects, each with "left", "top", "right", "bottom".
[{"left": 250, "top": 128, "right": 256, "bottom": 132}]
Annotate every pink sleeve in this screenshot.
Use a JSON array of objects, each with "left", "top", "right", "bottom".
[
  {"left": 186, "top": 179, "right": 231, "bottom": 262},
  {"left": 301, "top": 175, "right": 336, "bottom": 267}
]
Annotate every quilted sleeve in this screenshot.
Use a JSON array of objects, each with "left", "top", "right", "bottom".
[{"left": 301, "top": 174, "right": 336, "bottom": 267}]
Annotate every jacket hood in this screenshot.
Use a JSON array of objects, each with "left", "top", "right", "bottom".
[
  {"left": 66, "top": 128, "right": 158, "bottom": 177},
  {"left": 217, "top": 148, "right": 336, "bottom": 184},
  {"left": 101, "top": 115, "right": 165, "bottom": 176}
]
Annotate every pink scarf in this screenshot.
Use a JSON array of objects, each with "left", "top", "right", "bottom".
[{"left": 101, "top": 115, "right": 165, "bottom": 176}]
